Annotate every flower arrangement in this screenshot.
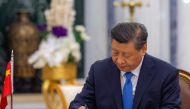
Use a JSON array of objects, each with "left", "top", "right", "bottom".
[{"left": 28, "top": 0, "right": 89, "bottom": 68}]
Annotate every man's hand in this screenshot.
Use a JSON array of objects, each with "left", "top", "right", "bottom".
[{"left": 78, "top": 106, "right": 86, "bottom": 109}]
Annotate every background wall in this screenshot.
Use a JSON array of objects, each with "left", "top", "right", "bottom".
[
  {"left": 177, "top": 0, "right": 190, "bottom": 72},
  {"left": 84, "top": 0, "right": 108, "bottom": 76},
  {"left": 84, "top": 0, "right": 171, "bottom": 73},
  {"left": 84, "top": 0, "right": 190, "bottom": 75},
  {"left": 114, "top": 0, "right": 170, "bottom": 62}
]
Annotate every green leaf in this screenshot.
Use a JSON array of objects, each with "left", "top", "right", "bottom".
[
  {"left": 67, "top": 53, "right": 75, "bottom": 63},
  {"left": 74, "top": 30, "right": 82, "bottom": 43}
]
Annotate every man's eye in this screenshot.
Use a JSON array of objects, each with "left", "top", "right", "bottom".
[
  {"left": 123, "top": 54, "right": 130, "bottom": 58},
  {"left": 113, "top": 52, "right": 118, "bottom": 55}
]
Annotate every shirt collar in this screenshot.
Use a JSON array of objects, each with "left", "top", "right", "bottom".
[{"left": 121, "top": 56, "right": 144, "bottom": 77}]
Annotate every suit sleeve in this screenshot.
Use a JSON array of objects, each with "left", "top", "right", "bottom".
[
  {"left": 69, "top": 63, "right": 96, "bottom": 109},
  {"left": 160, "top": 69, "right": 181, "bottom": 109}
]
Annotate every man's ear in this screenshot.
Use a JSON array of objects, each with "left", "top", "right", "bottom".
[{"left": 141, "top": 43, "right": 147, "bottom": 55}]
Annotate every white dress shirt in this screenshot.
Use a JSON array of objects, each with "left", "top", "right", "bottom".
[{"left": 120, "top": 57, "right": 144, "bottom": 96}]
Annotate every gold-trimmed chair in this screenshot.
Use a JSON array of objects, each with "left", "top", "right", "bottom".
[
  {"left": 179, "top": 69, "right": 190, "bottom": 109},
  {"left": 43, "top": 82, "right": 82, "bottom": 109}
]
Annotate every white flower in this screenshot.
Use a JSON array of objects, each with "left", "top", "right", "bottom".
[
  {"left": 28, "top": 51, "right": 46, "bottom": 69},
  {"left": 75, "top": 25, "right": 85, "bottom": 32},
  {"left": 75, "top": 25, "right": 90, "bottom": 41},
  {"left": 33, "top": 58, "right": 46, "bottom": 69},
  {"left": 72, "top": 50, "right": 81, "bottom": 62},
  {"left": 69, "top": 42, "right": 80, "bottom": 51},
  {"left": 81, "top": 33, "right": 90, "bottom": 41}
]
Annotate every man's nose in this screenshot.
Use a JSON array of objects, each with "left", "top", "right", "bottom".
[{"left": 116, "top": 55, "right": 125, "bottom": 64}]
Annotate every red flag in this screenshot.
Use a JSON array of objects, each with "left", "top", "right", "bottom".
[{"left": 0, "top": 62, "right": 12, "bottom": 109}]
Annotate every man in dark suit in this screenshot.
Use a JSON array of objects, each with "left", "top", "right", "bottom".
[{"left": 69, "top": 22, "right": 181, "bottom": 109}]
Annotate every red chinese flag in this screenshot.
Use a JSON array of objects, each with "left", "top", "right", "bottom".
[{"left": 0, "top": 62, "right": 12, "bottom": 109}]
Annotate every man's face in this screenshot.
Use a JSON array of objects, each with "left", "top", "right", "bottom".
[{"left": 112, "top": 39, "right": 147, "bottom": 72}]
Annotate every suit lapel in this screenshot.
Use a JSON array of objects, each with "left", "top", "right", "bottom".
[
  {"left": 108, "top": 61, "right": 123, "bottom": 109},
  {"left": 133, "top": 54, "right": 155, "bottom": 109}
]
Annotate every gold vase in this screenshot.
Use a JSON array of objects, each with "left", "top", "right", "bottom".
[
  {"left": 8, "top": 10, "right": 39, "bottom": 78},
  {"left": 42, "top": 63, "right": 77, "bottom": 85},
  {"left": 42, "top": 63, "right": 77, "bottom": 109}
]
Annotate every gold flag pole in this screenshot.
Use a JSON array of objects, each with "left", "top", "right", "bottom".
[{"left": 11, "top": 50, "right": 14, "bottom": 109}]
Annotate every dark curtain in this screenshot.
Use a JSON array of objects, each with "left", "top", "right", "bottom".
[{"left": 74, "top": 0, "right": 85, "bottom": 78}]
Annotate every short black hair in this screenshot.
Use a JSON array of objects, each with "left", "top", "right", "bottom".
[{"left": 111, "top": 22, "right": 148, "bottom": 50}]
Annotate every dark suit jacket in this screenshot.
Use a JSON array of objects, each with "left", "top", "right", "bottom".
[{"left": 69, "top": 54, "right": 181, "bottom": 109}]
